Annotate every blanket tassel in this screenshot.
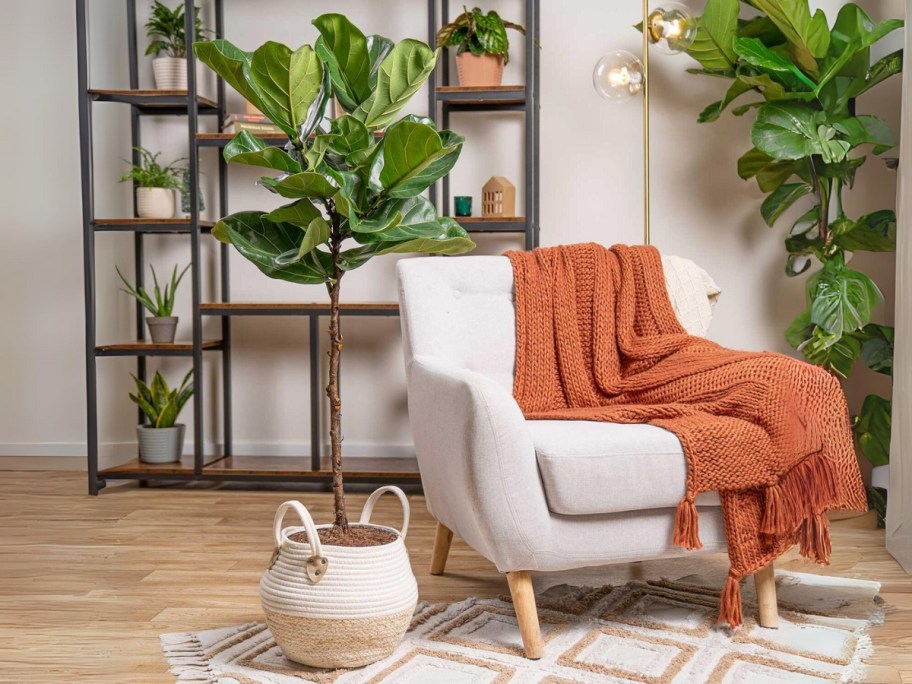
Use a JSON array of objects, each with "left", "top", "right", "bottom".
[
  {"left": 798, "top": 511, "right": 832, "bottom": 564},
  {"left": 719, "top": 574, "right": 743, "bottom": 628},
  {"left": 673, "top": 495, "right": 703, "bottom": 551}
]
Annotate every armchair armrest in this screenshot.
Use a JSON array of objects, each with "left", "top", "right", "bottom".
[{"left": 406, "top": 355, "right": 550, "bottom": 571}]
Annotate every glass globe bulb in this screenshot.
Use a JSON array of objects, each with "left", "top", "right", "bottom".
[
  {"left": 647, "top": 3, "right": 696, "bottom": 54},
  {"left": 592, "top": 50, "right": 645, "bottom": 103}
]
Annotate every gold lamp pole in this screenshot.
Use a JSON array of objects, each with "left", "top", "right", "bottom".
[{"left": 592, "top": 3, "right": 696, "bottom": 246}]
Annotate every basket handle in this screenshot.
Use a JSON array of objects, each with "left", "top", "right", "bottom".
[
  {"left": 359, "top": 486, "right": 410, "bottom": 539},
  {"left": 273, "top": 500, "right": 323, "bottom": 557}
]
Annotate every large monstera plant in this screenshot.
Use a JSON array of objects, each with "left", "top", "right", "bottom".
[
  {"left": 194, "top": 14, "right": 474, "bottom": 532},
  {"left": 682, "top": 0, "right": 902, "bottom": 522}
]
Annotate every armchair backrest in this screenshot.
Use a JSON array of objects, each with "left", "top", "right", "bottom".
[{"left": 397, "top": 254, "right": 720, "bottom": 392}]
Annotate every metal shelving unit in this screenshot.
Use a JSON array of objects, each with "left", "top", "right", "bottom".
[{"left": 76, "top": 0, "right": 539, "bottom": 494}]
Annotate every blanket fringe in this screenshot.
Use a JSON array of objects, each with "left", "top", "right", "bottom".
[
  {"left": 673, "top": 495, "right": 703, "bottom": 551},
  {"left": 719, "top": 574, "right": 743, "bottom": 628},
  {"left": 798, "top": 511, "right": 832, "bottom": 564},
  {"left": 760, "top": 452, "right": 839, "bottom": 537}
]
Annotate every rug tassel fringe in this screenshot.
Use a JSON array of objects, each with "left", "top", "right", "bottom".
[
  {"left": 673, "top": 495, "right": 703, "bottom": 551},
  {"left": 719, "top": 574, "right": 743, "bottom": 628},
  {"left": 160, "top": 633, "right": 213, "bottom": 683}
]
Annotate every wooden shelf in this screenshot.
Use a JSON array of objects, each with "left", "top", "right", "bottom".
[
  {"left": 197, "top": 132, "right": 287, "bottom": 147},
  {"left": 89, "top": 89, "right": 219, "bottom": 114},
  {"left": 201, "top": 302, "right": 399, "bottom": 317},
  {"left": 95, "top": 340, "right": 223, "bottom": 357},
  {"left": 93, "top": 218, "right": 214, "bottom": 233},
  {"left": 100, "top": 455, "right": 198, "bottom": 475},
  {"left": 437, "top": 85, "right": 527, "bottom": 107}
]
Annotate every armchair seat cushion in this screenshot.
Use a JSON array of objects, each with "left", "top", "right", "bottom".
[{"left": 529, "top": 420, "right": 722, "bottom": 515}]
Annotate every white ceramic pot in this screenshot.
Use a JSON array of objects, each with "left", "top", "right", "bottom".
[
  {"left": 137, "top": 424, "right": 185, "bottom": 463},
  {"left": 456, "top": 52, "right": 505, "bottom": 87},
  {"left": 260, "top": 488, "right": 418, "bottom": 668},
  {"left": 146, "top": 316, "right": 178, "bottom": 343},
  {"left": 152, "top": 56, "right": 188, "bottom": 90},
  {"left": 136, "top": 187, "right": 175, "bottom": 219}
]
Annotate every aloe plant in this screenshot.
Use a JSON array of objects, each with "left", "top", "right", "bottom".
[
  {"left": 193, "top": 14, "right": 475, "bottom": 532},
  {"left": 117, "top": 262, "right": 190, "bottom": 317},
  {"left": 680, "top": 0, "right": 902, "bottom": 523},
  {"left": 130, "top": 370, "right": 193, "bottom": 429}
]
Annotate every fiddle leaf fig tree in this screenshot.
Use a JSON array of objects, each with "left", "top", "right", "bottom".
[
  {"left": 681, "top": 0, "right": 902, "bottom": 523},
  {"left": 194, "top": 14, "right": 474, "bottom": 532}
]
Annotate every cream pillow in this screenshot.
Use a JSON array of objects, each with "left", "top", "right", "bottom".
[{"left": 661, "top": 255, "right": 722, "bottom": 338}]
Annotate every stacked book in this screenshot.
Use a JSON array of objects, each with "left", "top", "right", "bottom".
[{"left": 222, "top": 113, "right": 284, "bottom": 136}]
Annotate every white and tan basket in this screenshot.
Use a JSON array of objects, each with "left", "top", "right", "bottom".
[{"left": 260, "top": 487, "right": 419, "bottom": 668}]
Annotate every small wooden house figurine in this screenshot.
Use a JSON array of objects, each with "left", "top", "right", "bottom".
[{"left": 482, "top": 176, "right": 516, "bottom": 218}]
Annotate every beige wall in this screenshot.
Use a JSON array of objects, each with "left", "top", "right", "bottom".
[{"left": 0, "top": 0, "right": 902, "bottom": 464}]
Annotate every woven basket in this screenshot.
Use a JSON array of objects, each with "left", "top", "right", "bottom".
[{"left": 260, "top": 487, "right": 419, "bottom": 668}]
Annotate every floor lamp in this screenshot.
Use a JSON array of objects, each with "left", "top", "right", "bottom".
[{"left": 592, "top": 2, "right": 696, "bottom": 245}]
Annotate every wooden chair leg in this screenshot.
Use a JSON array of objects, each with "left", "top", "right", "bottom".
[
  {"left": 506, "top": 571, "right": 543, "bottom": 659},
  {"left": 754, "top": 562, "right": 779, "bottom": 628},
  {"left": 430, "top": 522, "right": 454, "bottom": 575}
]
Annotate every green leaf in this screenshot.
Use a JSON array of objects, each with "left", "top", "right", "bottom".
[
  {"left": 734, "top": 38, "right": 817, "bottom": 91},
  {"left": 801, "top": 328, "right": 862, "bottom": 377},
  {"left": 808, "top": 255, "right": 883, "bottom": 339},
  {"left": 697, "top": 78, "right": 752, "bottom": 123},
  {"left": 366, "top": 35, "right": 395, "bottom": 90},
  {"left": 340, "top": 217, "right": 474, "bottom": 269},
  {"left": 329, "top": 115, "right": 372, "bottom": 156},
  {"left": 784, "top": 206, "right": 821, "bottom": 276},
  {"left": 328, "top": 169, "right": 367, "bottom": 217},
  {"left": 249, "top": 42, "right": 324, "bottom": 141},
  {"left": 352, "top": 40, "right": 438, "bottom": 130},
  {"left": 214, "top": 211, "right": 327, "bottom": 284},
  {"left": 276, "top": 216, "right": 330, "bottom": 263},
  {"left": 752, "top": 102, "right": 822, "bottom": 160},
  {"left": 376, "top": 122, "right": 464, "bottom": 198},
  {"left": 305, "top": 133, "right": 337, "bottom": 170},
  {"left": 193, "top": 40, "right": 265, "bottom": 113},
  {"left": 224, "top": 131, "right": 301, "bottom": 173},
  {"left": 855, "top": 394, "right": 892, "bottom": 466},
  {"left": 270, "top": 171, "right": 337, "bottom": 199},
  {"left": 848, "top": 49, "right": 903, "bottom": 99},
  {"left": 265, "top": 199, "right": 321, "bottom": 228},
  {"left": 748, "top": 0, "right": 829, "bottom": 73},
  {"left": 833, "top": 116, "right": 896, "bottom": 155},
  {"left": 687, "top": 0, "right": 740, "bottom": 71},
  {"left": 820, "top": 5, "right": 902, "bottom": 93},
  {"left": 313, "top": 14, "right": 372, "bottom": 111},
  {"left": 785, "top": 309, "right": 813, "bottom": 349},
  {"left": 860, "top": 323, "right": 894, "bottom": 377},
  {"left": 738, "top": 15, "right": 786, "bottom": 44},
  {"left": 761, "top": 182, "right": 812, "bottom": 226},
  {"left": 834, "top": 210, "right": 896, "bottom": 252},
  {"left": 352, "top": 196, "right": 440, "bottom": 241}
]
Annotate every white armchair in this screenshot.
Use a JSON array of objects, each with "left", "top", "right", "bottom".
[{"left": 396, "top": 254, "right": 779, "bottom": 658}]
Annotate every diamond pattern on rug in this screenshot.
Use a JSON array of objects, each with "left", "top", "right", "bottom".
[{"left": 161, "top": 570, "right": 882, "bottom": 683}]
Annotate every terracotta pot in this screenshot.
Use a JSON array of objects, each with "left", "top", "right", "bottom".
[
  {"left": 456, "top": 52, "right": 504, "bottom": 87},
  {"left": 136, "top": 187, "right": 175, "bottom": 219}
]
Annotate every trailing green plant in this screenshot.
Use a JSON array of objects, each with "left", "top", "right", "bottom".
[
  {"left": 145, "top": 1, "right": 208, "bottom": 58},
  {"left": 120, "top": 147, "right": 185, "bottom": 190},
  {"left": 130, "top": 370, "right": 194, "bottom": 428},
  {"left": 436, "top": 6, "right": 525, "bottom": 63},
  {"left": 680, "top": 0, "right": 902, "bottom": 522},
  {"left": 193, "top": 13, "right": 475, "bottom": 532},
  {"left": 117, "top": 262, "right": 190, "bottom": 317}
]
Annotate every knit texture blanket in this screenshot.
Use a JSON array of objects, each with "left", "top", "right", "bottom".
[{"left": 506, "top": 243, "right": 867, "bottom": 627}]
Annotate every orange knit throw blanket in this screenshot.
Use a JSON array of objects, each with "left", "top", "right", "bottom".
[{"left": 507, "top": 243, "right": 867, "bottom": 627}]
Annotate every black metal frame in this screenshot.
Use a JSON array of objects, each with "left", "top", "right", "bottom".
[{"left": 76, "top": 0, "right": 540, "bottom": 494}]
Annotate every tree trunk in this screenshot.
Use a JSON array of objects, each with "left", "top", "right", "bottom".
[{"left": 327, "top": 224, "right": 348, "bottom": 531}]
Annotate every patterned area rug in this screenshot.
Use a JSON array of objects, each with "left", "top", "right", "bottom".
[{"left": 161, "top": 570, "right": 882, "bottom": 683}]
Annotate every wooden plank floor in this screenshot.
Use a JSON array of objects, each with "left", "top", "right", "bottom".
[{"left": 0, "top": 469, "right": 910, "bottom": 683}]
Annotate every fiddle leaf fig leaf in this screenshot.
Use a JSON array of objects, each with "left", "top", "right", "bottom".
[
  {"left": 265, "top": 199, "right": 321, "bottom": 228},
  {"left": 313, "top": 14, "right": 372, "bottom": 111},
  {"left": 352, "top": 40, "right": 438, "bottom": 130},
  {"left": 353, "top": 196, "right": 438, "bottom": 241},
  {"left": 214, "top": 211, "right": 327, "bottom": 284},
  {"left": 375, "top": 122, "right": 464, "bottom": 198},
  {"left": 271, "top": 171, "right": 337, "bottom": 199},
  {"left": 752, "top": 103, "right": 823, "bottom": 160},
  {"left": 834, "top": 210, "right": 896, "bottom": 252},
  {"left": 848, "top": 49, "right": 903, "bottom": 99},
  {"left": 224, "top": 130, "right": 302, "bottom": 173},
  {"left": 833, "top": 115, "right": 896, "bottom": 155},
  {"left": 734, "top": 38, "right": 817, "bottom": 91},
  {"left": 748, "top": 0, "right": 829, "bottom": 73},
  {"left": 686, "top": 0, "right": 739, "bottom": 71},
  {"left": 249, "top": 42, "right": 324, "bottom": 141},
  {"left": 193, "top": 40, "right": 264, "bottom": 113}
]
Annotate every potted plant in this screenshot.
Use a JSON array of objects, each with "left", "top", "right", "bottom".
[
  {"left": 145, "top": 0, "right": 208, "bottom": 90},
  {"left": 194, "top": 13, "right": 474, "bottom": 667},
  {"left": 436, "top": 6, "right": 525, "bottom": 87},
  {"left": 679, "top": 0, "right": 902, "bottom": 525},
  {"left": 120, "top": 147, "right": 184, "bottom": 219},
  {"left": 116, "top": 262, "right": 190, "bottom": 343},
  {"left": 130, "top": 370, "right": 193, "bottom": 463}
]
